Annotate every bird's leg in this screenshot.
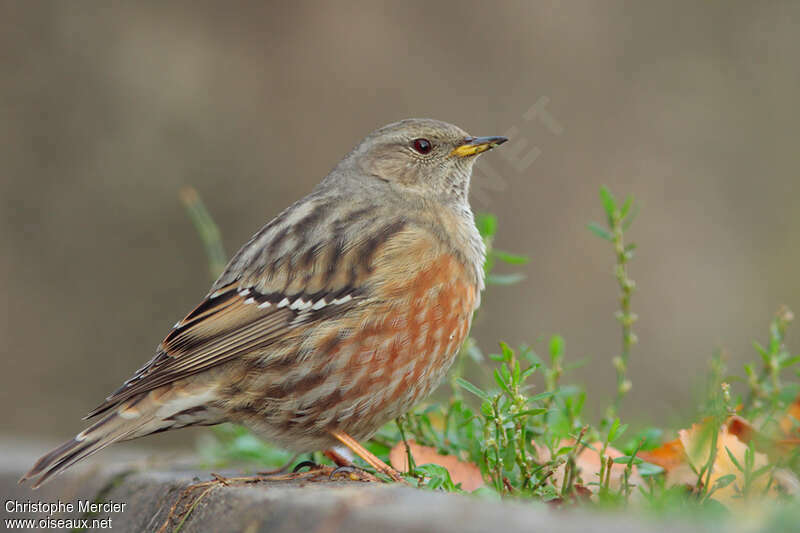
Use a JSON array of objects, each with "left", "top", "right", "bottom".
[
  {"left": 292, "top": 460, "right": 322, "bottom": 473},
  {"left": 256, "top": 453, "right": 334, "bottom": 481},
  {"left": 329, "top": 430, "right": 405, "bottom": 482},
  {"left": 288, "top": 450, "right": 343, "bottom": 472},
  {"left": 323, "top": 448, "right": 383, "bottom": 481},
  {"left": 323, "top": 448, "right": 352, "bottom": 467}
]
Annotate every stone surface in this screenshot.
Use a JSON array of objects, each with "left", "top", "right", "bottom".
[{"left": 1, "top": 439, "right": 702, "bottom": 533}]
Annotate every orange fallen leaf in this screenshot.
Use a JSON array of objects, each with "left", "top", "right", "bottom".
[
  {"left": 678, "top": 420, "right": 778, "bottom": 505},
  {"left": 779, "top": 395, "right": 800, "bottom": 437},
  {"left": 389, "top": 440, "right": 484, "bottom": 491},
  {"left": 642, "top": 416, "right": 800, "bottom": 504},
  {"left": 639, "top": 438, "right": 685, "bottom": 473},
  {"left": 726, "top": 415, "right": 756, "bottom": 443}
]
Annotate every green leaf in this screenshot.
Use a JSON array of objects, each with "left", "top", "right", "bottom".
[
  {"left": 476, "top": 213, "right": 498, "bottom": 239},
  {"left": 487, "top": 273, "right": 526, "bottom": 285},
  {"left": 500, "top": 363, "right": 512, "bottom": 384},
  {"left": 493, "top": 249, "right": 530, "bottom": 265},
  {"left": 513, "top": 359, "right": 521, "bottom": 385},
  {"left": 483, "top": 255, "right": 496, "bottom": 276},
  {"left": 753, "top": 341, "right": 770, "bottom": 365},
  {"left": 780, "top": 355, "right": 800, "bottom": 369},
  {"left": 549, "top": 335, "right": 565, "bottom": 359},
  {"left": 724, "top": 446, "right": 744, "bottom": 473},
  {"left": 624, "top": 427, "right": 663, "bottom": 453},
  {"left": 511, "top": 408, "right": 547, "bottom": 419},
  {"left": 422, "top": 403, "right": 441, "bottom": 414},
  {"left": 713, "top": 474, "right": 737, "bottom": 490},
  {"left": 455, "top": 378, "right": 488, "bottom": 400},
  {"left": 499, "top": 341, "right": 514, "bottom": 362},
  {"left": 180, "top": 187, "right": 228, "bottom": 280},
  {"left": 567, "top": 390, "right": 586, "bottom": 418},
  {"left": 587, "top": 222, "right": 613, "bottom": 241},
  {"left": 521, "top": 364, "right": 538, "bottom": 380},
  {"left": 622, "top": 203, "right": 639, "bottom": 230},
  {"left": 415, "top": 463, "right": 458, "bottom": 491},
  {"left": 528, "top": 391, "right": 556, "bottom": 402},
  {"left": 612, "top": 455, "right": 643, "bottom": 464},
  {"left": 556, "top": 446, "right": 574, "bottom": 456},
  {"left": 502, "top": 440, "right": 517, "bottom": 466},
  {"left": 607, "top": 418, "right": 621, "bottom": 442},
  {"left": 746, "top": 446, "right": 756, "bottom": 473},
  {"left": 637, "top": 462, "right": 665, "bottom": 476},
  {"left": 470, "top": 486, "right": 502, "bottom": 500},
  {"left": 494, "top": 369, "right": 512, "bottom": 394},
  {"left": 751, "top": 464, "right": 773, "bottom": 480},
  {"left": 599, "top": 186, "right": 617, "bottom": 224},
  {"left": 620, "top": 195, "right": 634, "bottom": 219}
]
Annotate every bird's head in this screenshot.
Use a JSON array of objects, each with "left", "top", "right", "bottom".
[{"left": 336, "top": 118, "right": 507, "bottom": 203}]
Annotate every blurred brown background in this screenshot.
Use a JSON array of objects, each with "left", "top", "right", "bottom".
[{"left": 2, "top": 1, "right": 799, "bottom": 448}]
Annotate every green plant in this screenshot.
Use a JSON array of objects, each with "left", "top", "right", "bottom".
[
  {"left": 588, "top": 186, "right": 638, "bottom": 422},
  {"left": 180, "top": 184, "right": 799, "bottom": 527}
]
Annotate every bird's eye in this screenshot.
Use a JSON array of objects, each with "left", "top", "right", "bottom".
[{"left": 412, "top": 138, "right": 432, "bottom": 154}]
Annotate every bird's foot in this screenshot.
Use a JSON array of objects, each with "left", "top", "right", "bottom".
[
  {"left": 329, "top": 430, "right": 407, "bottom": 483},
  {"left": 329, "top": 465, "right": 381, "bottom": 482}
]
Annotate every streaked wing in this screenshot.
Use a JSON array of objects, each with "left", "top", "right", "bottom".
[
  {"left": 85, "top": 280, "right": 361, "bottom": 418},
  {"left": 85, "top": 195, "right": 412, "bottom": 419}
]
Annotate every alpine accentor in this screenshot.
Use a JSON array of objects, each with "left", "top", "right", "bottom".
[{"left": 22, "top": 118, "right": 507, "bottom": 486}]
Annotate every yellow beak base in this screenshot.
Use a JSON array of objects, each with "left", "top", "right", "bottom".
[{"left": 450, "top": 136, "right": 508, "bottom": 158}]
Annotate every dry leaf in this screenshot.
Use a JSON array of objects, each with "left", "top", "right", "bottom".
[
  {"left": 779, "top": 395, "right": 800, "bottom": 437},
  {"left": 388, "top": 440, "right": 484, "bottom": 491},
  {"left": 639, "top": 436, "right": 698, "bottom": 491},
  {"left": 639, "top": 438, "right": 685, "bottom": 473},
  {"left": 678, "top": 421, "right": 776, "bottom": 505},
  {"left": 726, "top": 415, "right": 756, "bottom": 443},
  {"left": 643, "top": 416, "right": 800, "bottom": 503}
]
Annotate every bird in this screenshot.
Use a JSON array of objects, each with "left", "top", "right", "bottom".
[{"left": 21, "top": 118, "right": 508, "bottom": 487}]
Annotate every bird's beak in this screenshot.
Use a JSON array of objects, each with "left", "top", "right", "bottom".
[{"left": 450, "top": 136, "right": 509, "bottom": 158}]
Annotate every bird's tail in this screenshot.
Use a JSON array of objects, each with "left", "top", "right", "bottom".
[{"left": 20, "top": 385, "right": 221, "bottom": 488}]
